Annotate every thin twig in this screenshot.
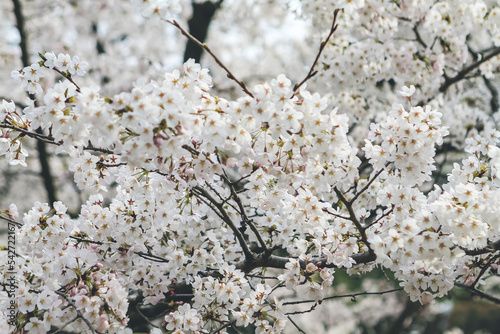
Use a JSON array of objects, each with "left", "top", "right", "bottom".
[
  {"left": 52, "top": 315, "right": 80, "bottom": 333},
  {"left": 334, "top": 187, "right": 372, "bottom": 252},
  {"left": 365, "top": 205, "right": 394, "bottom": 229},
  {"left": 471, "top": 254, "right": 500, "bottom": 288},
  {"left": 455, "top": 282, "right": 500, "bottom": 304},
  {"left": 0, "top": 124, "right": 60, "bottom": 145},
  {"left": 292, "top": 8, "right": 341, "bottom": 96},
  {"left": 52, "top": 67, "right": 81, "bottom": 93},
  {"left": 55, "top": 291, "right": 99, "bottom": 334},
  {"left": 464, "top": 239, "right": 500, "bottom": 256},
  {"left": 210, "top": 320, "right": 236, "bottom": 334},
  {"left": 286, "top": 302, "right": 318, "bottom": 315},
  {"left": 70, "top": 236, "right": 169, "bottom": 263},
  {"left": 167, "top": 19, "right": 254, "bottom": 98},
  {"left": 322, "top": 207, "right": 350, "bottom": 220},
  {"left": 287, "top": 315, "right": 307, "bottom": 333},
  {"left": 192, "top": 185, "right": 255, "bottom": 262},
  {"left": 135, "top": 303, "right": 158, "bottom": 328},
  {"left": 351, "top": 166, "right": 386, "bottom": 203},
  {"left": 84, "top": 143, "right": 115, "bottom": 154},
  {"left": 413, "top": 23, "right": 427, "bottom": 49},
  {"left": 222, "top": 173, "right": 268, "bottom": 252},
  {"left": 0, "top": 215, "right": 22, "bottom": 227},
  {"left": 1, "top": 123, "right": 116, "bottom": 155},
  {"left": 283, "top": 287, "right": 403, "bottom": 306}
]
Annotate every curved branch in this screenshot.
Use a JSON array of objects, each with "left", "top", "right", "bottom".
[
  {"left": 464, "top": 239, "right": 500, "bottom": 256},
  {"left": 292, "top": 8, "right": 341, "bottom": 96},
  {"left": 222, "top": 173, "right": 267, "bottom": 252},
  {"left": 54, "top": 291, "right": 99, "bottom": 334},
  {"left": 351, "top": 166, "right": 386, "bottom": 203},
  {"left": 0, "top": 215, "right": 22, "bottom": 228},
  {"left": 0, "top": 124, "right": 60, "bottom": 145},
  {"left": 439, "top": 46, "right": 500, "bottom": 93},
  {"left": 334, "top": 187, "right": 372, "bottom": 252},
  {"left": 1, "top": 124, "right": 116, "bottom": 155},
  {"left": 70, "top": 236, "right": 169, "bottom": 263},
  {"left": 192, "top": 185, "right": 255, "bottom": 262}
]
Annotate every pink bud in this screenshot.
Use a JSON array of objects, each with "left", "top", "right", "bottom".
[
  {"left": 300, "top": 146, "right": 310, "bottom": 157},
  {"left": 153, "top": 134, "right": 164, "bottom": 148},
  {"left": 7, "top": 203, "right": 18, "bottom": 220},
  {"left": 226, "top": 157, "right": 238, "bottom": 168},
  {"left": 96, "top": 314, "right": 110, "bottom": 332}
]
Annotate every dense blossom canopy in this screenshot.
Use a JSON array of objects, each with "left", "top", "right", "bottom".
[{"left": 1, "top": 0, "right": 500, "bottom": 333}]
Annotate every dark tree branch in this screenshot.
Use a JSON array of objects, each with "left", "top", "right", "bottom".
[
  {"left": 167, "top": 19, "right": 254, "bottom": 98},
  {"left": 0, "top": 215, "right": 22, "bottom": 227},
  {"left": 12, "top": 0, "right": 58, "bottom": 206},
  {"left": 467, "top": 46, "right": 499, "bottom": 114},
  {"left": 192, "top": 185, "right": 255, "bottom": 262},
  {"left": 0, "top": 124, "right": 116, "bottom": 155},
  {"left": 366, "top": 205, "right": 394, "bottom": 229},
  {"left": 0, "top": 124, "right": 59, "bottom": 145},
  {"left": 70, "top": 236, "right": 169, "bottom": 263},
  {"left": 235, "top": 250, "right": 376, "bottom": 274},
  {"left": 53, "top": 315, "right": 80, "bottom": 334},
  {"left": 283, "top": 287, "right": 403, "bottom": 306},
  {"left": 464, "top": 239, "right": 500, "bottom": 256},
  {"left": 222, "top": 173, "right": 268, "bottom": 252},
  {"left": 54, "top": 291, "right": 99, "bottom": 334},
  {"left": 209, "top": 320, "right": 236, "bottom": 334},
  {"left": 439, "top": 46, "right": 500, "bottom": 93},
  {"left": 323, "top": 207, "right": 350, "bottom": 220},
  {"left": 334, "top": 187, "right": 372, "bottom": 252},
  {"left": 287, "top": 316, "right": 307, "bottom": 333},
  {"left": 351, "top": 166, "right": 386, "bottom": 203},
  {"left": 455, "top": 282, "right": 500, "bottom": 304},
  {"left": 286, "top": 303, "right": 318, "bottom": 315},
  {"left": 471, "top": 254, "right": 500, "bottom": 288},
  {"left": 413, "top": 23, "right": 427, "bottom": 49}
]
